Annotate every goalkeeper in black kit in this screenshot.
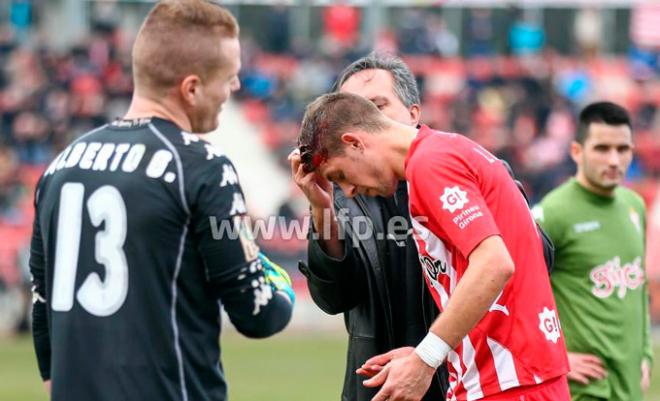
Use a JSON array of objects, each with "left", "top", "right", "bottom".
[{"left": 29, "top": 2, "right": 294, "bottom": 401}]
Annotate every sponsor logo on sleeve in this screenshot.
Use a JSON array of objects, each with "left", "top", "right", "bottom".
[
  {"left": 538, "top": 307, "right": 561, "bottom": 343},
  {"left": 247, "top": 260, "right": 272, "bottom": 315},
  {"left": 440, "top": 186, "right": 469, "bottom": 213},
  {"left": 205, "top": 144, "right": 224, "bottom": 160},
  {"left": 440, "top": 186, "right": 484, "bottom": 230},
  {"left": 220, "top": 164, "right": 239, "bottom": 187},
  {"left": 181, "top": 131, "right": 200, "bottom": 146},
  {"left": 230, "top": 193, "right": 247, "bottom": 215},
  {"left": 451, "top": 205, "right": 484, "bottom": 230},
  {"left": 236, "top": 216, "right": 260, "bottom": 262}
]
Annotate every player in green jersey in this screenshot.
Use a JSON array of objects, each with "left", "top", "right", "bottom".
[{"left": 533, "top": 102, "right": 652, "bottom": 401}]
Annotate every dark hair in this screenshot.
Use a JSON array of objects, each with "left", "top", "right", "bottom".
[
  {"left": 334, "top": 52, "right": 420, "bottom": 107},
  {"left": 297, "top": 92, "right": 389, "bottom": 172},
  {"left": 577, "top": 101, "right": 632, "bottom": 144}
]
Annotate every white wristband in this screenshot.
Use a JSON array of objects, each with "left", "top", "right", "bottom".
[{"left": 414, "top": 332, "right": 451, "bottom": 369}]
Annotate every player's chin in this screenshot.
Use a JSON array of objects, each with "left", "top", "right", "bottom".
[
  {"left": 598, "top": 179, "right": 619, "bottom": 191},
  {"left": 600, "top": 175, "right": 622, "bottom": 187},
  {"left": 380, "top": 185, "right": 396, "bottom": 198},
  {"left": 203, "top": 118, "right": 221, "bottom": 134}
]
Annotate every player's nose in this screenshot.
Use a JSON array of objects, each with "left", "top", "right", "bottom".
[
  {"left": 338, "top": 182, "right": 357, "bottom": 198},
  {"left": 231, "top": 77, "right": 241, "bottom": 92},
  {"left": 606, "top": 149, "right": 621, "bottom": 166}
]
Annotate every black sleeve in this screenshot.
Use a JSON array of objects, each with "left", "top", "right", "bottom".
[
  {"left": 299, "top": 199, "right": 367, "bottom": 314},
  {"left": 30, "top": 185, "right": 51, "bottom": 381},
  {"left": 500, "top": 159, "right": 555, "bottom": 273},
  {"left": 189, "top": 156, "right": 292, "bottom": 338}
]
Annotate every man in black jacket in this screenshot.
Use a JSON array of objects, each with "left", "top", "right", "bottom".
[{"left": 289, "top": 53, "right": 448, "bottom": 401}]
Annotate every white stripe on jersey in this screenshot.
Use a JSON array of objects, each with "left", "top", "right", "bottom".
[
  {"left": 447, "top": 350, "right": 462, "bottom": 401},
  {"left": 170, "top": 221, "right": 190, "bottom": 401},
  {"left": 148, "top": 124, "right": 191, "bottom": 215},
  {"left": 410, "top": 218, "right": 457, "bottom": 309},
  {"left": 462, "top": 336, "right": 484, "bottom": 401},
  {"left": 149, "top": 124, "right": 191, "bottom": 401},
  {"left": 428, "top": 274, "right": 450, "bottom": 309},
  {"left": 486, "top": 337, "right": 520, "bottom": 392}
]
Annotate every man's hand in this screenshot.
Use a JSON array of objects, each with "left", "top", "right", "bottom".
[
  {"left": 566, "top": 352, "right": 607, "bottom": 385},
  {"left": 288, "top": 149, "right": 333, "bottom": 211},
  {"left": 641, "top": 359, "right": 651, "bottom": 393},
  {"left": 44, "top": 380, "right": 51, "bottom": 394},
  {"left": 363, "top": 352, "right": 435, "bottom": 401},
  {"left": 356, "top": 346, "right": 415, "bottom": 377},
  {"left": 259, "top": 253, "right": 295, "bottom": 304},
  {"left": 288, "top": 148, "right": 343, "bottom": 257}
]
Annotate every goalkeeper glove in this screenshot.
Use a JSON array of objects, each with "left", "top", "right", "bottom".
[{"left": 258, "top": 252, "right": 295, "bottom": 305}]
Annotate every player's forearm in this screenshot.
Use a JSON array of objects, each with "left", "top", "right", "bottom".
[
  {"left": 304, "top": 234, "right": 366, "bottom": 314},
  {"left": 427, "top": 237, "right": 514, "bottom": 348},
  {"left": 311, "top": 206, "right": 344, "bottom": 258},
  {"left": 32, "top": 300, "right": 52, "bottom": 381},
  {"left": 642, "top": 281, "right": 654, "bottom": 363}
]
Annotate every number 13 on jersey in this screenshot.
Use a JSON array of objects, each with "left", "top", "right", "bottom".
[{"left": 51, "top": 182, "right": 129, "bottom": 317}]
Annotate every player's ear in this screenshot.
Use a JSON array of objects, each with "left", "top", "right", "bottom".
[
  {"left": 179, "top": 75, "right": 202, "bottom": 106},
  {"left": 570, "top": 141, "right": 582, "bottom": 165},
  {"left": 409, "top": 104, "right": 421, "bottom": 125},
  {"left": 340, "top": 132, "right": 364, "bottom": 152}
]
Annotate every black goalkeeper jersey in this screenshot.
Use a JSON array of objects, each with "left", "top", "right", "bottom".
[{"left": 29, "top": 117, "right": 292, "bottom": 401}]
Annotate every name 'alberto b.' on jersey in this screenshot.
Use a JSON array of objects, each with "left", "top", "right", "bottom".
[{"left": 29, "top": 117, "right": 293, "bottom": 401}]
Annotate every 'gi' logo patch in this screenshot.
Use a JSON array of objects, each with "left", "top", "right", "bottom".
[
  {"left": 538, "top": 307, "right": 561, "bottom": 344},
  {"left": 440, "top": 186, "right": 469, "bottom": 213}
]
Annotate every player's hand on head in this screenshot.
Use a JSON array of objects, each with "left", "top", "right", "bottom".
[
  {"left": 363, "top": 352, "right": 434, "bottom": 401},
  {"left": 356, "top": 347, "right": 415, "bottom": 377},
  {"left": 258, "top": 252, "right": 295, "bottom": 304},
  {"left": 566, "top": 352, "right": 607, "bottom": 385},
  {"left": 288, "top": 148, "right": 333, "bottom": 210}
]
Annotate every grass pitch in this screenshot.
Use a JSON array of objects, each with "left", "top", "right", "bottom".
[
  {"left": 0, "top": 332, "right": 347, "bottom": 401},
  {"left": 2, "top": 332, "right": 660, "bottom": 401}
]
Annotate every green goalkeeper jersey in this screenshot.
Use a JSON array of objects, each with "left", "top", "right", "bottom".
[{"left": 534, "top": 178, "right": 652, "bottom": 401}]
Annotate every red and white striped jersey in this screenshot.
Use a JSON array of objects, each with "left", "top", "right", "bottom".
[{"left": 405, "top": 126, "right": 569, "bottom": 401}]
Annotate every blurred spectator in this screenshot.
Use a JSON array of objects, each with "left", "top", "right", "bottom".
[
  {"left": 11, "top": 111, "right": 51, "bottom": 164},
  {"left": 509, "top": 9, "right": 545, "bottom": 56},
  {"left": 9, "top": 0, "right": 32, "bottom": 43},
  {"left": 0, "top": 144, "right": 22, "bottom": 222},
  {"left": 396, "top": 9, "right": 433, "bottom": 55},
  {"left": 264, "top": 5, "right": 290, "bottom": 54},
  {"left": 322, "top": 3, "right": 360, "bottom": 53},
  {"left": 574, "top": 8, "right": 602, "bottom": 56},
  {"left": 428, "top": 15, "right": 459, "bottom": 57},
  {"left": 466, "top": 9, "right": 495, "bottom": 56}
]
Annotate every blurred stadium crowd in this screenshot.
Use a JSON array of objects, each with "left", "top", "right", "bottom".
[{"left": 1, "top": 2, "right": 660, "bottom": 334}]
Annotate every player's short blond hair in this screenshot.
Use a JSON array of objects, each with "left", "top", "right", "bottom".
[{"left": 132, "top": 0, "right": 239, "bottom": 95}]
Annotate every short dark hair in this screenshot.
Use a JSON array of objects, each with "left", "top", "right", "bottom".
[
  {"left": 297, "top": 92, "right": 389, "bottom": 172},
  {"left": 577, "top": 101, "right": 632, "bottom": 144},
  {"left": 334, "top": 52, "right": 420, "bottom": 107}
]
